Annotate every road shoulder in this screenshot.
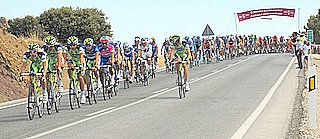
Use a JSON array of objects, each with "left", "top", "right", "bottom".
[{"left": 243, "top": 60, "right": 299, "bottom": 138}]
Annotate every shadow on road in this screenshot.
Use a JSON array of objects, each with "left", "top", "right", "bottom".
[{"left": 0, "top": 114, "right": 28, "bottom": 122}]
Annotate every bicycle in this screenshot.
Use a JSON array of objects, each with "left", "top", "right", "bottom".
[
  {"left": 113, "top": 64, "right": 119, "bottom": 96},
  {"left": 203, "top": 48, "right": 211, "bottom": 64},
  {"left": 46, "top": 70, "right": 61, "bottom": 115},
  {"left": 21, "top": 72, "right": 45, "bottom": 120},
  {"left": 99, "top": 64, "right": 113, "bottom": 100},
  {"left": 85, "top": 67, "right": 98, "bottom": 105},
  {"left": 151, "top": 56, "right": 157, "bottom": 79},
  {"left": 123, "top": 57, "right": 131, "bottom": 89},
  {"left": 173, "top": 60, "right": 187, "bottom": 99},
  {"left": 137, "top": 57, "right": 150, "bottom": 86},
  {"left": 134, "top": 58, "right": 141, "bottom": 83},
  {"left": 64, "top": 67, "right": 81, "bottom": 110}
]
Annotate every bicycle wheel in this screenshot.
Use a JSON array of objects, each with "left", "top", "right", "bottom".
[
  {"left": 107, "top": 76, "right": 112, "bottom": 99},
  {"left": 69, "top": 80, "right": 78, "bottom": 110},
  {"left": 27, "top": 83, "right": 36, "bottom": 120},
  {"left": 101, "top": 73, "right": 107, "bottom": 100},
  {"left": 178, "top": 71, "right": 183, "bottom": 99},
  {"left": 114, "top": 83, "right": 118, "bottom": 96},
  {"left": 87, "top": 78, "right": 92, "bottom": 105},
  {"left": 54, "top": 91, "right": 61, "bottom": 113},
  {"left": 37, "top": 93, "right": 44, "bottom": 118},
  {"left": 166, "top": 63, "right": 169, "bottom": 73},
  {"left": 152, "top": 62, "right": 156, "bottom": 78},
  {"left": 47, "top": 80, "right": 53, "bottom": 115},
  {"left": 182, "top": 76, "right": 186, "bottom": 98},
  {"left": 91, "top": 76, "right": 97, "bottom": 104},
  {"left": 123, "top": 66, "right": 127, "bottom": 89}
]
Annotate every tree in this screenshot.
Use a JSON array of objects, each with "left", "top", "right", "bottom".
[
  {"left": 7, "top": 7, "right": 112, "bottom": 44},
  {"left": 8, "top": 16, "right": 40, "bottom": 38},
  {"left": 39, "top": 7, "right": 112, "bottom": 44},
  {"left": 307, "top": 9, "right": 320, "bottom": 44}
]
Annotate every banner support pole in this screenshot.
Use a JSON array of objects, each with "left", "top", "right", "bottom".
[{"left": 234, "top": 13, "right": 238, "bottom": 35}]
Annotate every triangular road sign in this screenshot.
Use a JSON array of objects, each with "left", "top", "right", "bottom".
[{"left": 202, "top": 24, "right": 214, "bottom": 36}]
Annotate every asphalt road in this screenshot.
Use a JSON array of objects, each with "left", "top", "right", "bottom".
[{"left": 0, "top": 54, "right": 294, "bottom": 139}]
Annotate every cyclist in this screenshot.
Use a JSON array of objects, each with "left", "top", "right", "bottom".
[
  {"left": 170, "top": 35, "right": 191, "bottom": 91},
  {"left": 64, "top": 36, "right": 86, "bottom": 104},
  {"left": 138, "top": 38, "right": 152, "bottom": 77},
  {"left": 122, "top": 42, "right": 136, "bottom": 83},
  {"left": 98, "top": 36, "right": 115, "bottom": 86},
  {"left": 184, "top": 36, "right": 193, "bottom": 64},
  {"left": 113, "top": 40, "right": 122, "bottom": 80},
  {"left": 20, "top": 42, "right": 48, "bottom": 102},
  {"left": 215, "top": 36, "right": 222, "bottom": 60},
  {"left": 193, "top": 36, "right": 202, "bottom": 64},
  {"left": 41, "top": 36, "right": 64, "bottom": 93},
  {"left": 133, "top": 36, "right": 140, "bottom": 55},
  {"left": 202, "top": 38, "right": 212, "bottom": 62},
  {"left": 150, "top": 37, "right": 158, "bottom": 69},
  {"left": 83, "top": 38, "right": 101, "bottom": 89}
]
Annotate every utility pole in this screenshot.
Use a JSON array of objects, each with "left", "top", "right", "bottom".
[{"left": 298, "top": 8, "right": 300, "bottom": 32}]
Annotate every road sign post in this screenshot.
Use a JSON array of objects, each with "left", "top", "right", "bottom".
[
  {"left": 307, "top": 30, "right": 314, "bottom": 43},
  {"left": 308, "top": 64, "right": 317, "bottom": 128}
]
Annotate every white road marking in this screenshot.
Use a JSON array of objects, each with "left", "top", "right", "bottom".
[
  {"left": 231, "top": 57, "right": 295, "bottom": 139},
  {"left": 190, "top": 77, "right": 199, "bottom": 82},
  {"left": 0, "top": 91, "right": 69, "bottom": 110},
  {"left": 0, "top": 102, "right": 26, "bottom": 110},
  {"left": 152, "top": 88, "right": 169, "bottom": 94},
  {"left": 86, "top": 107, "right": 116, "bottom": 117},
  {"left": 211, "top": 69, "right": 218, "bottom": 73},
  {"left": 27, "top": 55, "right": 258, "bottom": 139}
]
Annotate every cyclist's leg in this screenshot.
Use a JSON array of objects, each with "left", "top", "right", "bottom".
[
  {"left": 32, "top": 63, "right": 47, "bottom": 101},
  {"left": 129, "top": 57, "right": 135, "bottom": 81},
  {"left": 174, "top": 54, "right": 180, "bottom": 73},
  {"left": 140, "top": 52, "right": 147, "bottom": 75},
  {"left": 85, "top": 61, "right": 94, "bottom": 86},
  {"left": 182, "top": 54, "right": 190, "bottom": 91},
  {"left": 146, "top": 53, "right": 152, "bottom": 69}
]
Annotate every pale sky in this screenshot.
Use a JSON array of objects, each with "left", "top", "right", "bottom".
[{"left": 1, "top": 0, "right": 319, "bottom": 43}]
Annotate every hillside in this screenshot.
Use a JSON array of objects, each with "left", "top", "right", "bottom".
[{"left": 0, "top": 29, "right": 33, "bottom": 102}]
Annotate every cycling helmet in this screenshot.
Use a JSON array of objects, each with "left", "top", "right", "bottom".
[
  {"left": 28, "top": 42, "right": 39, "bottom": 51},
  {"left": 100, "top": 36, "right": 108, "bottom": 43},
  {"left": 184, "top": 36, "right": 189, "bottom": 41},
  {"left": 141, "top": 38, "right": 148, "bottom": 44},
  {"left": 115, "top": 41, "right": 121, "bottom": 46},
  {"left": 181, "top": 40, "right": 187, "bottom": 45},
  {"left": 67, "top": 36, "right": 79, "bottom": 45},
  {"left": 44, "top": 36, "right": 56, "bottom": 45},
  {"left": 148, "top": 39, "right": 154, "bottom": 44},
  {"left": 196, "top": 36, "right": 200, "bottom": 39},
  {"left": 170, "top": 35, "right": 180, "bottom": 44},
  {"left": 83, "top": 38, "right": 94, "bottom": 46},
  {"left": 123, "top": 42, "right": 129, "bottom": 48}
]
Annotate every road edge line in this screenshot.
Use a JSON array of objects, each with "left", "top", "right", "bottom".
[{"left": 231, "top": 57, "right": 295, "bottom": 139}]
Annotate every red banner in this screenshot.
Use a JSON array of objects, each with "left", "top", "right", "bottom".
[{"left": 237, "top": 8, "right": 295, "bottom": 22}]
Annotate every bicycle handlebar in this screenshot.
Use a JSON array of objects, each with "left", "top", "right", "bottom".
[
  {"left": 62, "top": 67, "right": 81, "bottom": 70},
  {"left": 20, "top": 73, "right": 43, "bottom": 76},
  {"left": 172, "top": 61, "right": 188, "bottom": 64}
]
